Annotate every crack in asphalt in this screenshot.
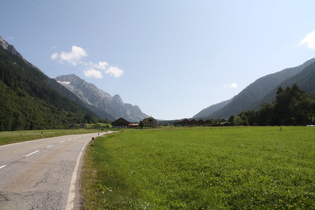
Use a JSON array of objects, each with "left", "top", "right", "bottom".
[
  {"left": 0, "top": 133, "right": 108, "bottom": 209},
  {"left": 0, "top": 192, "right": 9, "bottom": 201},
  {"left": 28, "top": 191, "right": 63, "bottom": 210}
]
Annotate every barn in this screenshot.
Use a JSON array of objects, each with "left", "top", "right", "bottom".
[{"left": 111, "top": 117, "right": 130, "bottom": 128}]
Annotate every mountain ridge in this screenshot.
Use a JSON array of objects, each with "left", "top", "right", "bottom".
[
  {"left": 193, "top": 99, "right": 232, "bottom": 119},
  {"left": 195, "top": 58, "right": 315, "bottom": 119},
  {"left": 250, "top": 60, "right": 315, "bottom": 110},
  {"left": 0, "top": 36, "right": 43, "bottom": 72},
  {"left": 56, "top": 74, "right": 148, "bottom": 122},
  {"left": 0, "top": 37, "right": 104, "bottom": 131}
]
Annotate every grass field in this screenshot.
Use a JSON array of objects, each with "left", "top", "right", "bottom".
[
  {"left": 0, "top": 129, "right": 103, "bottom": 145},
  {"left": 82, "top": 126, "right": 315, "bottom": 209}
]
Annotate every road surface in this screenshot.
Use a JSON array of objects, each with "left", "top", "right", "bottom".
[{"left": 0, "top": 131, "right": 112, "bottom": 210}]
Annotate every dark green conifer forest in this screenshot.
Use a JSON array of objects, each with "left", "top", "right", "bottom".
[
  {"left": 0, "top": 47, "right": 100, "bottom": 131},
  {"left": 229, "top": 84, "right": 315, "bottom": 126}
]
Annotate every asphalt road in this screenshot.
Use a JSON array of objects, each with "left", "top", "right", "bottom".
[{"left": 0, "top": 131, "right": 111, "bottom": 210}]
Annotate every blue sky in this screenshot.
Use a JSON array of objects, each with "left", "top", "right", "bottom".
[{"left": 2, "top": 0, "right": 315, "bottom": 120}]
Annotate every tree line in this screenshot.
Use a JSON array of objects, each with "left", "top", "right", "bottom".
[{"left": 228, "top": 84, "right": 315, "bottom": 126}]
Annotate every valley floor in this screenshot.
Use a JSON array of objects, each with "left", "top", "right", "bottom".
[{"left": 82, "top": 126, "right": 315, "bottom": 209}]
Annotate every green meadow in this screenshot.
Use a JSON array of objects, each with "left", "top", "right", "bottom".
[{"left": 82, "top": 127, "right": 315, "bottom": 209}]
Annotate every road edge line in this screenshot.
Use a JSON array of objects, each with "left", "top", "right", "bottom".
[{"left": 65, "top": 137, "right": 91, "bottom": 210}]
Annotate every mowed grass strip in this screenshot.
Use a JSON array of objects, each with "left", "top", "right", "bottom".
[{"left": 82, "top": 127, "right": 315, "bottom": 209}]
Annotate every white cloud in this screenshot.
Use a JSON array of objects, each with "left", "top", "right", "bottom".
[
  {"left": 84, "top": 69, "right": 103, "bottom": 78},
  {"left": 105, "top": 66, "right": 124, "bottom": 78},
  {"left": 51, "top": 46, "right": 87, "bottom": 65},
  {"left": 51, "top": 52, "right": 59, "bottom": 60},
  {"left": 224, "top": 83, "right": 238, "bottom": 88},
  {"left": 95, "top": 61, "right": 108, "bottom": 70},
  {"left": 60, "top": 46, "right": 87, "bottom": 65},
  {"left": 51, "top": 46, "right": 124, "bottom": 79},
  {"left": 230, "top": 83, "right": 238, "bottom": 88},
  {"left": 299, "top": 30, "right": 315, "bottom": 49}
]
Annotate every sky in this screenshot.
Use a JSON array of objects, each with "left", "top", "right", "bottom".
[{"left": 1, "top": 0, "right": 315, "bottom": 120}]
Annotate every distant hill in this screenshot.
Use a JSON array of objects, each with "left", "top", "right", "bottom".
[
  {"left": 56, "top": 74, "right": 148, "bottom": 122},
  {"left": 195, "top": 58, "right": 315, "bottom": 119},
  {"left": 0, "top": 36, "right": 101, "bottom": 131},
  {"left": 251, "top": 60, "right": 315, "bottom": 110},
  {"left": 193, "top": 99, "right": 231, "bottom": 119}
]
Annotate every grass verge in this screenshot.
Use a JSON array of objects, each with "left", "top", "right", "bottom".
[
  {"left": 0, "top": 129, "right": 103, "bottom": 145},
  {"left": 82, "top": 127, "right": 315, "bottom": 209}
]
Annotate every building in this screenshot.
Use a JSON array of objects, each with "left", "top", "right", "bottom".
[
  {"left": 128, "top": 123, "right": 139, "bottom": 128},
  {"left": 175, "top": 119, "right": 213, "bottom": 126},
  {"left": 111, "top": 117, "right": 130, "bottom": 128},
  {"left": 143, "top": 117, "right": 157, "bottom": 128}
]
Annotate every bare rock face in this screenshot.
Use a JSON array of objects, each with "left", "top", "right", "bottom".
[
  {"left": 0, "top": 36, "right": 14, "bottom": 52},
  {"left": 56, "top": 74, "right": 148, "bottom": 122},
  {"left": 0, "top": 36, "right": 42, "bottom": 72}
]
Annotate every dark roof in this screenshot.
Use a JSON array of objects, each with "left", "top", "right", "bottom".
[
  {"left": 143, "top": 117, "right": 157, "bottom": 122},
  {"left": 111, "top": 117, "right": 130, "bottom": 126}
]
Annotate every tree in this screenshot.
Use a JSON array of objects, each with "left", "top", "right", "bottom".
[
  {"left": 233, "top": 116, "right": 243, "bottom": 126},
  {"left": 139, "top": 121, "right": 144, "bottom": 129},
  {"left": 228, "top": 115, "right": 245, "bottom": 126},
  {"left": 273, "top": 84, "right": 312, "bottom": 125},
  {"left": 84, "top": 112, "right": 93, "bottom": 123},
  {"left": 239, "top": 110, "right": 257, "bottom": 126},
  {"left": 228, "top": 115, "right": 235, "bottom": 126},
  {"left": 233, "top": 84, "right": 315, "bottom": 126}
]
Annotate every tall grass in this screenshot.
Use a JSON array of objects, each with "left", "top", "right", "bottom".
[{"left": 82, "top": 127, "right": 315, "bottom": 209}]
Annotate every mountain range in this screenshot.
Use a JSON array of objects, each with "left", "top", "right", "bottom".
[
  {"left": 2, "top": 35, "right": 315, "bottom": 129},
  {"left": 0, "top": 36, "right": 100, "bottom": 130},
  {"left": 0, "top": 36, "right": 147, "bottom": 131},
  {"left": 55, "top": 74, "right": 148, "bottom": 122},
  {"left": 194, "top": 58, "right": 315, "bottom": 119}
]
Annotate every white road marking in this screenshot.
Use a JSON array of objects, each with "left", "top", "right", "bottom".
[
  {"left": 47, "top": 145, "right": 53, "bottom": 148},
  {"left": 66, "top": 139, "right": 91, "bottom": 210},
  {"left": 25, "top": 150, "right": 39, "bottom": 157},
  {"left": 0, "top": 165, "right": 6, "bottom": 170}
]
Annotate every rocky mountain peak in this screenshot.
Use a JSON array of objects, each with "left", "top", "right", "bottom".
[
  {"left": 56, "top": 74, "right": 148, "bottom": 122},
  {"left": 0, "top": 36, "right": 22, "bottom": 58},
  {"left": 0, "top": 36, "right": 10, "bottom": 49},
  {"left": 112, "top": 94, "right": 123, "bottom": 103},
  {"left": 0, "top": 36, "right": 42, "bottom": 72}
]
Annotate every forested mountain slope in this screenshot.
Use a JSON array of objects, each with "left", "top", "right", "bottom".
[
  {"left": 0, "top": 37, "right": 100, "bottom": 131},
  {"left": 250, "top": 60, "right": 315, "bottom": 110},
  {"left": 198, "top": 58, "right": 315, "bottom": 119}
]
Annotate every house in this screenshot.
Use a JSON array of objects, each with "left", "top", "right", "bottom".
[
  {"left": 143, "top": 117, "right": 157, "bottom": 128},
  {"left": 175, "top": 119, "right": 213, "bottom": 126},
  {"left": 111, "top": 117, "right": 130, "bottom": 128},
  {"left": 189, "top": 119, "right": 197, "bottom": 125},
  {"left": 128, "top": 123, "right": 139, "bottom": 128},
  {"left": 204, "top": 119, "right": 213, "bottom": 126},
  {"left": 176, "top": 119, "right": 190, "bottom": 126}
]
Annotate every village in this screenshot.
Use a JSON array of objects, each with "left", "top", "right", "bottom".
[
  {"left": 111, "top": 117, "right": 158, "bottom": 128},
  {"left": 111, "top": 117, "right": 216, "bottom": 128}
]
